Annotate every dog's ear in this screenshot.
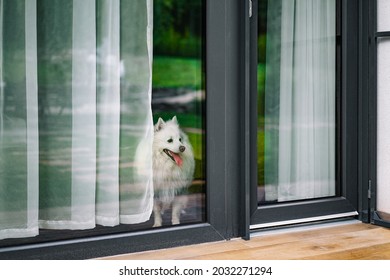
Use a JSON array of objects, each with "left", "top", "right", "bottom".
[
  {"left": 172, "top": 116, "right": 178, "bottom": 124},
  {"left": 155, "top": 117, "right": 165, "bottom": 132}
]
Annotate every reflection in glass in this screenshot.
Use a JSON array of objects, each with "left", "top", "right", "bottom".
[
  {"left": 258, "top": 0, "right": 336, "bottom": 204},
  {"left": 151, "top": 0, "right": 205, "bottom": 226}
]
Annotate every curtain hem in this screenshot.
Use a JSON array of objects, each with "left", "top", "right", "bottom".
[
  {"left": 120, "top": 208, "right": 153, "bottom": 224},
  {"left": 39, "top": 219, "right": 95, "bottom": 230},
  {"left": 0, "top": 227, "right": 39, "bottom": 240},
  {"left": 96, "top": 216, "right": 120, "bottom": 227}
]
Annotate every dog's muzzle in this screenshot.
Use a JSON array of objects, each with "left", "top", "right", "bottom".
[{"left": 163, "top": 148, "right": 184, "bottom": 167}]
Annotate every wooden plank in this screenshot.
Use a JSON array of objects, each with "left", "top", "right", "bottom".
[
  {"left": 299, "top": 243, "right": 390, "bottom": 260},
  {"left": 184, "top": 227, "right": 390, "bottom": 260},
  {"left": 101, "top": 239, "right": 248, "bottom": 260}
]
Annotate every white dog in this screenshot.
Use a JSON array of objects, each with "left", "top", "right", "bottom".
[{"left": 152, "top": 116, "right": 195, "bottom": 227}]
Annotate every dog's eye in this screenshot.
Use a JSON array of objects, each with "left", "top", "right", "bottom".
[
  {"left": 167, "top": 138, "right": 173, "bottom": 143},
  {"left": 179, "top": 138, "right": 182, "bottom": 142}
]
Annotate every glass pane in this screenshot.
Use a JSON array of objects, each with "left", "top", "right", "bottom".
[
  {"left": 376, "top": 38, "right": 390, "bottom": 223},
  {"left": 258, "top": 0, "right": 337, "bottom": 204},
  {"left": 0, "top": 0, "right": 205, "bottom": 244},
  {"left": 151, "top": 0, "right": 206, "bottom": 227}
]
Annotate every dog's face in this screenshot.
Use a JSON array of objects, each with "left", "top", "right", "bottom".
[{"left": 154, "top": 116, "right": 189, "bottom": 167}]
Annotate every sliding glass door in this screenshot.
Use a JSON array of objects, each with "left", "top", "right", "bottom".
[
  {"left": 0, "top": 0, "right": 246, "bottom": 259},
  {"left": 0, "top": 0, "right": 206, "bottom": 249}
]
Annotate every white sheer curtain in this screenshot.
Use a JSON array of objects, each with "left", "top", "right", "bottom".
[
  {"left": 265, "top": 0, "right": 336, "bottom": 202},
  {"left": 0, "top": 0, "right": 153, "bottom": 240}
]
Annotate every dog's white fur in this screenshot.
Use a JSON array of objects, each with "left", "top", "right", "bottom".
[{"left": 152, "top": 116, "right": 195, "bottom": 227}]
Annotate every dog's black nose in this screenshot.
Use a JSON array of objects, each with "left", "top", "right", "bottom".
[{"left": 179, "top": 145, "right": 186, "bottom": 152}]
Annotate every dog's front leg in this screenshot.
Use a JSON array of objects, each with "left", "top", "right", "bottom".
[
  {"left": 172, "top": 195, "right": 187, "bottom": 225},
  {"left": 171, "top": 203, "right": 181, "bottom": 225},
  {"left": 153, "top": 201, "right": 163, "bottom": 227}
]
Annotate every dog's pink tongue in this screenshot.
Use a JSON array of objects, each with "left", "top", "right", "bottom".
[{"left": 171, "top": 152, "right": 183, "bottom": 167}]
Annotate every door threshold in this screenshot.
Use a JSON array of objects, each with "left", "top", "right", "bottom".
[
  {"left": 250, "top": 211, "right": 358, "bottom": 230},
  {"left": 250, "top": 213, "right": 359, "bottom": 236}
]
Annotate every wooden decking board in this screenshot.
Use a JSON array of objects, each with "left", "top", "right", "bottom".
[
  {"left": 299, "top": 243, "right": 390, "bottom": 260},
  {"left": 104, "top": 240, "right": 248, "bottom": 260},
  {"left": 99, "top": 222, "right": 390, "bottom": 260}
]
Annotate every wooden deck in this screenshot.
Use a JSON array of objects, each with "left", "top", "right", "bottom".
[{"left": 100, "top": 220, "right": 390, "bottom": 260}]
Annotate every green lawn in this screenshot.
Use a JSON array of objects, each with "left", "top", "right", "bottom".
[{"left": 152, "top": 56, "right": 203, "bottom": 89}]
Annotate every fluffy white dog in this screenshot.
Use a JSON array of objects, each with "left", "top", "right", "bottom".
[{"left": 152, "top": 116, "right": 195, "bottom": 227}]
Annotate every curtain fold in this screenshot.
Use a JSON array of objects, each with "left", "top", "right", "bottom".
[
  {"left": 0, "top": 0, "right": 153, "bottom": 240},
  {"left": 68, "top": 0, "right": 97, "bottom": 229},
  {"left": 265, "top": 0, "right": 336, "bottom": 202},
  {"left": 118, "top": 0, "right": 154, "bottom": 224},
  {"left": 96, "top": 0, "right": 121, "bottom": 227},
  {"left": 0, "top": 0, "right": 39, "bottom": 239}
]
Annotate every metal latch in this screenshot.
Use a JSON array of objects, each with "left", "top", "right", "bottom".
[{"left": 368, "top": 179, "right": 371, "bottom": 199}]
